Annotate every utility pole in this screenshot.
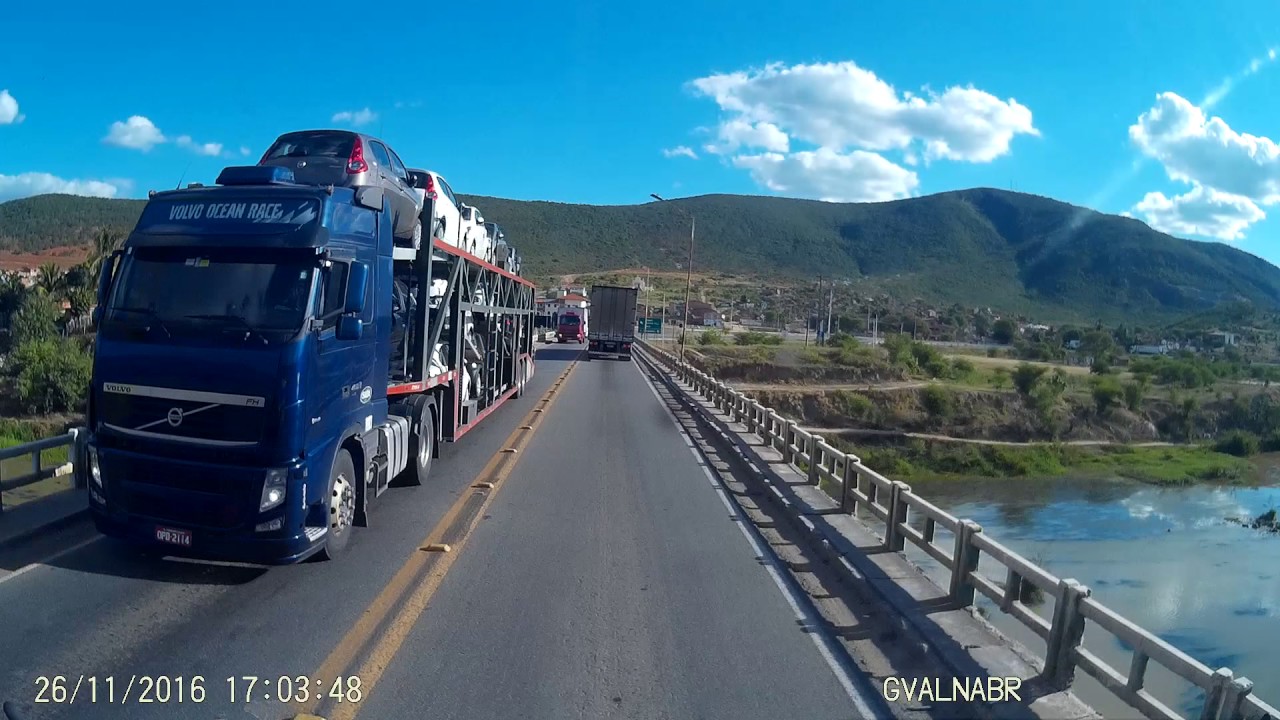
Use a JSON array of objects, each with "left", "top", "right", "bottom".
[{"left": 826, "top": 285, "right": 834, "bottom": 341}]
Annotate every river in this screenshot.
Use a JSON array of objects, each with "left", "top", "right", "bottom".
[{"left": 894, "top": 474, "right": 1280, "bottom": 719}]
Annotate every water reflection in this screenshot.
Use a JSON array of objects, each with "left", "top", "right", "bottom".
[{"left": 902, "top": 476, "right": 1280, "bottom": 717}]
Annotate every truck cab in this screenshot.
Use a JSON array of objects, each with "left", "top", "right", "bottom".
[{"left": 86, "top": 166, "right": 397, "bottom": 564}]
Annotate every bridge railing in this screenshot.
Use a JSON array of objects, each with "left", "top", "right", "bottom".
[
  {"left": 638, "top": 340, "right": 1276, "bottom": 720},
  {"left": 0, "top": 430, "right": 84, "bottom": 512}
]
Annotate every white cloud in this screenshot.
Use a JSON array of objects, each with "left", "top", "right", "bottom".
[
  {"left": 703, "top": 119, "right": 789, "bottom": 154},
  {"left": 689, "top": 61, "right": 1037, "bottom": 163},
  {"left": 239, "top": 146, "right": 252, "bottom": 157},
  {"left": 1134, "top": 187, "right": 1264, "bottom": 241},
  {"left": 683, "top": 61, "right": 1036, "bottom": 201},
  {"left": 175, "top": 135, "right": 223, "bottom": 157},
  {"left": 1128, "top": 91, "right": 1280, "bottom": 239},
  {"left": 1130, "top": 92, "right": 1280, "bottom": 202},
  {"left": 732, "top": 148, "right": 919, "bottom": 203},
  {"left": 662, "top": 146, "right": 698, "bottom": 159},
  {"left": 104, "top": 115, "right": 166, "bottom": 151},
  {"left": 331, "top": 108, "right": 378, "bottom": 127},
  {"left": 0, "top": 90, "right": 24, "bottom": 125},
  {"left": 0, "top": 172, "right": 123, "bottom": 202}
]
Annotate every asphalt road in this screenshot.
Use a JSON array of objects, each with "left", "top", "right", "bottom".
[{"left": 0, "top": 344, "right": 867, "bottom": 720}]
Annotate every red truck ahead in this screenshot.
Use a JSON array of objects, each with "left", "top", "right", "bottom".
[{"left": 557, "top": 309, "right": 586, "bottom": 343}]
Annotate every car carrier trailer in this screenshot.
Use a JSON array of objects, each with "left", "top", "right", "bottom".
[{"left": 85, "top": 165, "right": 535, "bottom": 564}]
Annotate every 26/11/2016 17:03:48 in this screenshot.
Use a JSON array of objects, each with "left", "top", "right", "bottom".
[{"left": 33, "top": 675, "right": 363, "bottom": 706}]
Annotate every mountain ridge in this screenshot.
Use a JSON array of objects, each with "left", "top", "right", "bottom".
[{"left": 1, "top": 187, "right": 1277, "bottom": 323}]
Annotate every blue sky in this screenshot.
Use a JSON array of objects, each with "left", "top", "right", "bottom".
[{"left": 4, "top": 1, "right": 1280, "bottom": 263}]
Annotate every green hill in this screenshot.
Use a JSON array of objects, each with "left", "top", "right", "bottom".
[{"left": 2, "top": 187, "right": 1278, "bottom": 323}]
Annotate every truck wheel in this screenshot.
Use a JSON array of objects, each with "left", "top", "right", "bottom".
[
  {"left": 400, "top": 396, "right": 435, "bottom": 486},
  {"left": 318, "top": 449, "right": 356, "bottom": 560},
  {"left": 411, "top": 220, "right": 423, "bottom": 250}
]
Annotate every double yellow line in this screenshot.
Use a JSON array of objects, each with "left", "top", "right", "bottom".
[{"left": 292, "top": 361, "right": 578, "bottom": 720}]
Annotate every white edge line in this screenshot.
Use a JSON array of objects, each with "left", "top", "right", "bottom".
[
  {"left": 0, "top": 534, "right": 104, "bottom": 588},
  {"left": 632, "top": 353, "right": 880, "bottom": 719}
]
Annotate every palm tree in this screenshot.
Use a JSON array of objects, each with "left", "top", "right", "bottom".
[
  {"left": 85, "top": 229, "right": 123, "bottom": 281},
  {"left": 35, "top": 262, "right": 64, "bottom": 297}
]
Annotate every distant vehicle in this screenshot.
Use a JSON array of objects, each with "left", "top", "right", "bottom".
[
  {"left": 258, "top": 129, "right": 424, "bottom": 247},
  {"left": 557, "top": 309, "right": 586, "bottom": 343},
  {"left": 587, "top": 285, "right": 638, "bottom": 360},
  {"left": 408, "top": 168, "right": 462, "bottom": 249},
  {"left": 458, "top": 204, "right": 493, "bottom": 262},
  {"left": 85, "top": 165, "right": 537, "bottom": 564}
]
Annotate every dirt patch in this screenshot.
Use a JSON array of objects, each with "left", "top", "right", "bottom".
[{"left": 0, "top": 245, "right": 91, "bottom": 272}]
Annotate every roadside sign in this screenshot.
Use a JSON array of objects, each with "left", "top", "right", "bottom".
[{"left": 639, "top": 318, "right": 663, "bottom": 334}]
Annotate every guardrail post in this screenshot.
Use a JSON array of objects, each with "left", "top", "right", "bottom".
[
  {"left": 841, "top": 456, "right": 860, "bottom": 513},
  {"left": 1216, "top": 676, "right": 1254, "bottom": 720},
  {"left": 808, "top": 436, "right": 825, "bottom": 485},
  {"left": 782, "top": 420, "right": 796, "bottom": 464},
  {"left": 885, "top": 481, "right": 911, "bottom": 551},
  {"left": 71, "top": 428, "right": 87, "bottom": 490},
  {"left": 745, "top": 403, "right": 758, "bottom": 434},
  {"left": 949, "top": 520, "right": 983, "bottom": 607},
  {"left": 1042, "top": 578, "right": 1091, "bottom": 689},
  {"left": 1201, "top": 668, "right": 1235, "bottom": 720}
]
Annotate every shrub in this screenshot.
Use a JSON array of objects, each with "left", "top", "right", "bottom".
[
  {"left": 1092, "top": 377, "right": 1124, "bottom": 414},
  {"left": 1215, "top": 430, "right": 1260, "bottom": 457},
  {"left": 919, "top": 385, "right": 955, "bottom": 419},
  {"left": 1122, "top": 381, "right": 1145, "bottom": 412},
  {"left": 1011, "top": 363, "right": 1046, "bottom": 395},
  {"left": 8, "top": 338, "right": 93, "bottom": 414},
  {"left": 734, "top": 331, "right": 782, "bottom": 346},
  {"left": 698, "top": 329, "right": 726, "bottom": 346},
  {"left": 11, "top": 292, "right": 62, "bottom": 346}
]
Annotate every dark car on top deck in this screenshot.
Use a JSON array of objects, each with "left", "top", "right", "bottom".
[{"left": 258, "top": 129, "right": 425, "bottom": 248}]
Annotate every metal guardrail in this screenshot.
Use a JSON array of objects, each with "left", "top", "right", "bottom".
[
  {"left": 639, "top": 340, "right": 1277, "bottom": 720},
  {"left": 0, "top": 429, "right": 84, "bottom": 512}
]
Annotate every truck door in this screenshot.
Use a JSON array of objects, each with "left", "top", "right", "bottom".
[{"left": 306, "top": 259, "right": 374, "bottom": 469}]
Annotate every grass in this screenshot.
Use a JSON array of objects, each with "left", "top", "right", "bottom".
[{"left": 833, "top": 438, "right": 1253, "bottom": 486}]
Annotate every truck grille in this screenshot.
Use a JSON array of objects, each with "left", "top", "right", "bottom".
[{"left": 99, "top": 392, "right": 267, "bottom": 446}]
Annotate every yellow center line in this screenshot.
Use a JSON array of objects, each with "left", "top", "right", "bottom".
[{"left": 294, "top": 361, "right": 578, "bottom": 719}]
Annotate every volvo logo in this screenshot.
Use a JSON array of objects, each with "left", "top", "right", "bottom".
[{"left": 167, "top": 408, "right": 184, "bottom": 427}]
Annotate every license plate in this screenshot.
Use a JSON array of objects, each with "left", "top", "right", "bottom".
[{"left": 155, "top": 526, "right": 192, "bottom": 547}]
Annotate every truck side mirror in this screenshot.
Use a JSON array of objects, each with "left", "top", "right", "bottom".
[
  {"left": 336, "top": 314, "right": 363, "bottom": 341},
  {"left": 345, "top": 261, "right": 369, "bottom": 315},
  {"left": 92, "top": 251, "right": 121, "bottom": 325}
]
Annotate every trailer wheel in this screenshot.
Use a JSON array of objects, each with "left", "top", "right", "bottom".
[
  {"left": 318, "top": 449, "right": 356, "bottom": 561},
  {"left": 401, "top": 395, "right": 435, "bottom": 486}
]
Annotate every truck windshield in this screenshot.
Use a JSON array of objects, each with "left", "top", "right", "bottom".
[{"left": 103, "top": 249, "right": 315, "bottom": 343}]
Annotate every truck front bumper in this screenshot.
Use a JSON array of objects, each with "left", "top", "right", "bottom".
[{"left": 87, "top": 442, "right": 320, "bottom": 565}]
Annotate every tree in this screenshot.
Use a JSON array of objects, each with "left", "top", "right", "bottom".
[
  {"left": 1122, "top": 381, "right": 1146, "bottom": 412},
  {"left": 8, "top": 338, "right": 93, "bottom": 414},
  {"left": 992, "top": 318, "right": 1016, "bottom": 345},
  {"left": 35, "top": 262, "right": 64, "bottom": 297},
  {"left": 1011, "top": 363, "right": 1047, "bottom": 395},
  {"left": 1081, "top": 330, "right": 1115, "bottom": 360},
  {"left": 11, "top": 292, "right": 62, "bottom": 345}
]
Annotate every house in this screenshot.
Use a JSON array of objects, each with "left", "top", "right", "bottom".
[{"left": 1205, "top": 331, "right": 1239, "bottom": 349}]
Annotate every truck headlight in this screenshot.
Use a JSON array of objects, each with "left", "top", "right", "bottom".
[
  {"left": 88, "top": 446, "right": 102, "bottom": 489},
  {"left": 259, "top": 468, "right": 288, "bottom": 512}
]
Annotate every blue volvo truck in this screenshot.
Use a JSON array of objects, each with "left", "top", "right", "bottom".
[{"left": 85, "top": 166, "right": 537, "bottom": 563}]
